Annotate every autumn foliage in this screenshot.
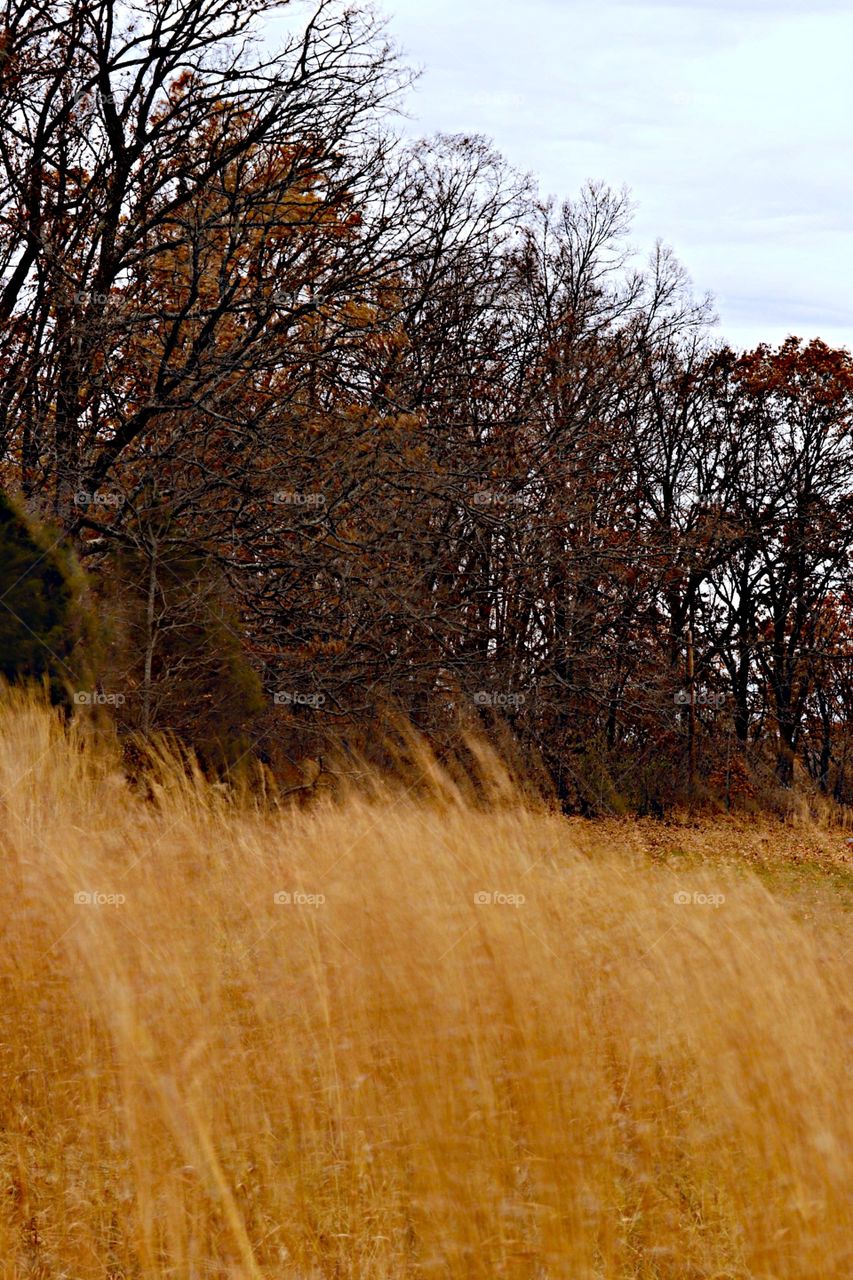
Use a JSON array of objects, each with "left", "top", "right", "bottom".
[{"left": 2, "top": 2, "right": 853, "bottom": 811}]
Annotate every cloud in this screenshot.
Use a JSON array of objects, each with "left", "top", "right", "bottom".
[{"left": 366, "top": 1, "right": 853, "bottom": 350}]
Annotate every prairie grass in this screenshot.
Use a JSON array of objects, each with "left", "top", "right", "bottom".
[{"left": 0, "top": 690, "right": 849, "bottom": 1278}]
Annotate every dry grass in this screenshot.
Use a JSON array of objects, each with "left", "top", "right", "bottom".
[{"left": 0, "top": 690, "right": 850, "bottom": 1279}]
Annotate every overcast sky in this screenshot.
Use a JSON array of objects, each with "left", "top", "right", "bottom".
[{"left": 377, "top": 0, "right": 853, "bottom": 353}]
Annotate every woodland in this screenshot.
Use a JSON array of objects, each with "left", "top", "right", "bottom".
[{"left": 3, "top": 0, "right": 853, "bottom": 812}]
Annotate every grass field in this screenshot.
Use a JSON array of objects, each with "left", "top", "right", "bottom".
[{"left": 0, "top": 691, "right": 850, "bottom": 1278}]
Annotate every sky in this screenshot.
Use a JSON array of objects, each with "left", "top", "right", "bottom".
[{"left": 375, "top": 0, "right": 853, "bottom": 353}]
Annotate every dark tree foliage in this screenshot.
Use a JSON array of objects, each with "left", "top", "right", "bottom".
[{"left": 2, "top": 1, "right": 853, "bottom": 810}]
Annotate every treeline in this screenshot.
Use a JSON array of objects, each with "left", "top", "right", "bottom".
[{"left": 2, "top": 0, "right": 853, "bottom": 812}]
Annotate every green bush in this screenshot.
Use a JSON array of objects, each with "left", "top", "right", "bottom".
[{"left": 0, "top": 491, "right": 90, "bottom": 701}]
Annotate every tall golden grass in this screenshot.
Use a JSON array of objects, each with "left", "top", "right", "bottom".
[{"left": 0, "top": 689, "right": 850, "bottom": 1279}]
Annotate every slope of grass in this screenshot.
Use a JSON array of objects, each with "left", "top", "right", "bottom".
[{"left": 0, "top": 691, "right": 850, "bottom": 1278}]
